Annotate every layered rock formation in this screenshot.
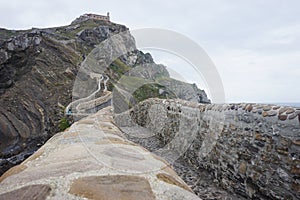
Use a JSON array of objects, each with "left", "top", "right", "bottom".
[
  {"left": 0, "top": 20, "right": 120, "bottom": 174},
  {"left": 115, "top": 98, "right": 300, "bottom": 199},
  {"left": 0, "top": 15, "right": 210, "bottom": 175}
]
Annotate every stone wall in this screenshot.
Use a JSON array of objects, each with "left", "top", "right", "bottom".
[{"left": 114, "top": 98, "right": 300, "bottom": 199}]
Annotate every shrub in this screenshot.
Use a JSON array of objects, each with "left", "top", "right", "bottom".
[{"left": 59, "top": 117, "right": 70, "bottom": 131}]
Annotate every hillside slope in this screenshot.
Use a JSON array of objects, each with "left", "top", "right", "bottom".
[{"left": 0, "top": 14, "right": 210, "bottom": 175}]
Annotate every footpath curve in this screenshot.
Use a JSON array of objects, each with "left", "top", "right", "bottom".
[{"left": 65, "top": 75, "right": 111, "bottom": 116}]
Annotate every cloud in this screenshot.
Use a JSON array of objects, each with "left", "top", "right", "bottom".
[
  {"left": 213, "top": 48, "right": 300, "bottom": 102},
  {"left": 0, "top": 0, "right": 299, "bottom": 103}
]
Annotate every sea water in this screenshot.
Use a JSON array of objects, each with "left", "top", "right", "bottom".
[{"left": 273, "top": 103, "right": 300, "bottom": 108}]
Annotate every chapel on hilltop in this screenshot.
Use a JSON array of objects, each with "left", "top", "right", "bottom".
[{"left": 83, "top": 12, "right": 110, "bottom": 22}]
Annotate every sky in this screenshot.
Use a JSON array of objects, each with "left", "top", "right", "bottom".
[{"left": 1, "top": 0, "right": 299, "bottom": 103}]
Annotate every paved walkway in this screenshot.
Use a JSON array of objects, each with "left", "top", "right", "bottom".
[
  {"left": 0, "top": 107, "right": 201, "bottom": 200},
  {"left": 65, "top": 74, "right": 111, "bottom": 116}
]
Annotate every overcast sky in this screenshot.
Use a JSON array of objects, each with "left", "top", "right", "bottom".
[{"left": 1, "top": 0, "right": 299, "bottom": 103}]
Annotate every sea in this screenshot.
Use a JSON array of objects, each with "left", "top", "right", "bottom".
[{"left": 271, "top": 103, "right": 300, "bottom": 108}]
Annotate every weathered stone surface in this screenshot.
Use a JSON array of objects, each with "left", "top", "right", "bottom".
[
  {"left": 0, "top": 184, "right": 51, "bottom": 200},
  {"left": 5, "top": 161, "right": 102, "bottom": 186},
  {"left": 115, "top": 99, "right": 300, "bottom": 200},
  {"left": 272, "top": 106, "right": 280, "bottom": 110},
  {"left": 0, "top": 107, "right": 199, "bottom": 199},
  {"left": 278, "top": 114, "right": 287, "bottom": 121},
  {"left": 238, "top": 162, "right": 247, "bottom": 174},
  {"left": 23, "top": 148, "right": 44, "bottom": 164},
  {"left": 157, "top": 173, "right": 193, "bottom": 192},
  {"left": 255, "top": 133, "right": 268, "bottom": 142},
  {"left": 279, "top": 107, "right": 289, "bottom": 114},
  {"left": 288, "top": 111, "right": 300, "bottom": 119},
  {"left": 0, "top": 164, "right": 27, "bottom": 183},
  {"left": 291, "top": 166, "right": 300, "bottom": 175},
  {"left": 266, "top": 110, "right": 277, "bottom": 117},
  {"left": 292, "top": 140, "right": 300, "bottom": 146},
  {"left": 262, "top": 111, "right": 268, "bottom": 117},
  {"left": 263, "top": 106, "right": 272, "bottom": 111},
  {"left": 245, "top": 104, "right": 253, "bottom": 112},
  {"left": 286, "top": 108, "right": 295, "bottom": 114},
  {"left": 292, "top": 183, "right": 300, "bottom": 193},
  {"left": 69, "top": 175, "right": 155, "bottom": 200}
]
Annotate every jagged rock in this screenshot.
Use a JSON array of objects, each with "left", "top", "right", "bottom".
[
  {"left": 77, "top": 26, "right": 111, "bottom": 45},
  {"left": 0, "top": 49, "right": 10, "bottom": 64},
  {"left": 6, "top": 34, "right": 41, "bottom": 51}
]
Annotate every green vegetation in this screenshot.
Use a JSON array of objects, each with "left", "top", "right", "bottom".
[
  {"left": 133, "top": 83, "right": 176, "bottom": 102},
  {"left": 55, "top": 19, "right": 106, "bottom": 39},
  {"left": 118, "top": 76, "right": 151, "bottom": 90},
  {"left": 110, "top": 58, "right": 132, "bottom": 77},
  {"left": 133, "top": 84, "right": 162, "bottom": 102},
  {"left": 108, "top": 58, "right": 177, "bottom": 103},
  {"left": 59, "top": 117, "right": 70, "bottom": 131}
]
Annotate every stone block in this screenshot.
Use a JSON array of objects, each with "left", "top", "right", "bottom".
[{"left": 69, "top": 175, "right": 155, "bottom": 200}]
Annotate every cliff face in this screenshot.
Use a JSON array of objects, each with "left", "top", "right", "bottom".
[
  {"left": 0, "top": 18, "right": 131, "bottom": 174},
  {"left": 0, "top": 15, "right": 210, "bottom": 175},
  {"left": 0, "top": 29, "right": 81, "bottom": 173}
]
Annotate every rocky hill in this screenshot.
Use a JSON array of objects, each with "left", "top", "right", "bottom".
[{"left": 0, "top": 14, "right": 210, "bottom": 175}]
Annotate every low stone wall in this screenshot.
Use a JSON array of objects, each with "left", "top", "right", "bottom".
[
  {"left": 115, "top": 98, "right": 300, "bottom": 199},
  {"left": 76, "top": 91, "right": 112, "bottom": 110},
  {"left": 0, "top": 106, "right": 200, "bottom": 200}
]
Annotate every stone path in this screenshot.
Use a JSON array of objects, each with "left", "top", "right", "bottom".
[
  {"left": 0, "top": 107, "right": 201, "bottom": 200},
  {"left": 120, "top": 126, "right": 243, "bottom": 200},
  {"left": 65, "top": 74, "right": 111, "bottom": 116},
  {"left": 65, "top": 74, "right": 103, "bottom": 115}
]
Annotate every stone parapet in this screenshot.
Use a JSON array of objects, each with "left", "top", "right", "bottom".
[{"left": 115, "top": 98, "right": 300, "bottom": 199}]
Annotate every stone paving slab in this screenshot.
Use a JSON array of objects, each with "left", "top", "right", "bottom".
[{"left": 0, "top": 106, "right": 201, "bottom": 200}]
